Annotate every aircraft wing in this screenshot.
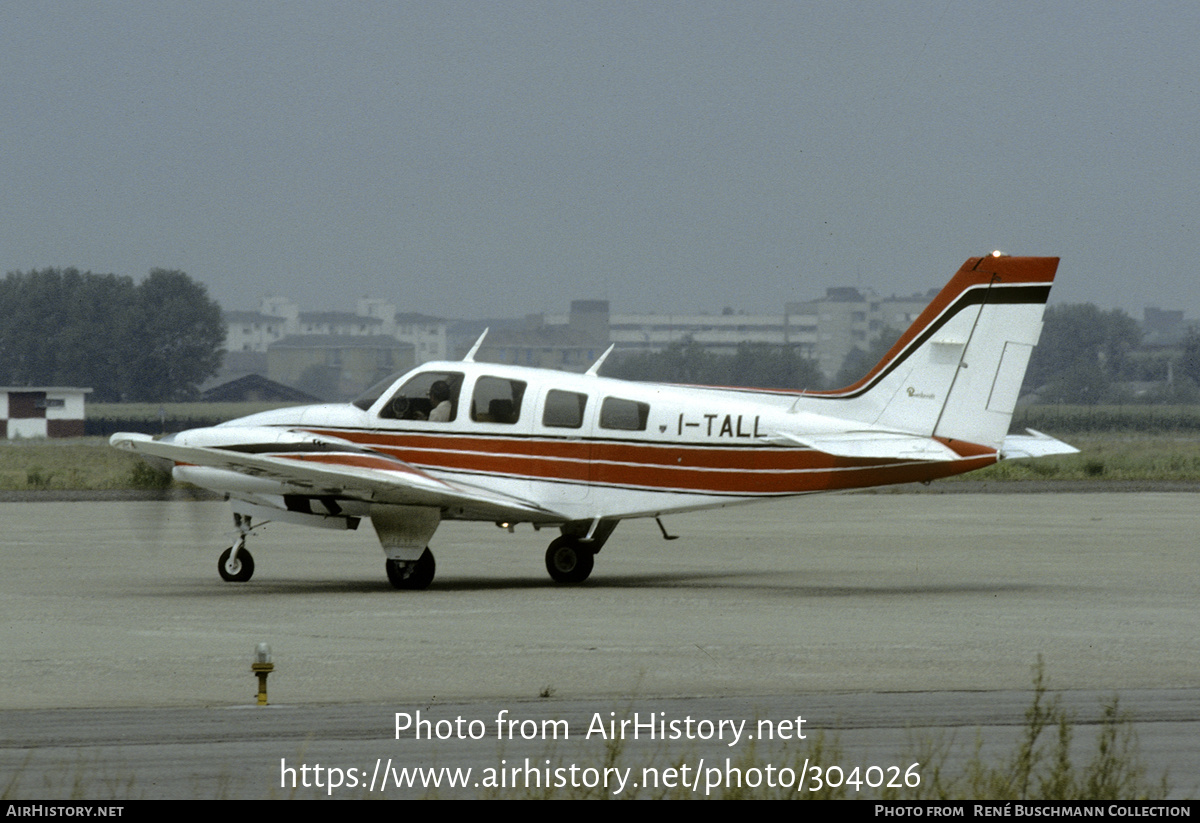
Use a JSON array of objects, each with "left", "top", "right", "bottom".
[
  {"left": 110, "top": 431, "right": 563, "bottom": 520},
  {"left": 768, "top": 430, "right": 962, "bottom": 462},
  {"left": 1000, "top": 429, "right": 1079, "bottom": 459}
]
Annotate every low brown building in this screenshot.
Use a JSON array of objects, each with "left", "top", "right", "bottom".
[{"left": 1, "top": 387, "right": 92, "bottom": 438}]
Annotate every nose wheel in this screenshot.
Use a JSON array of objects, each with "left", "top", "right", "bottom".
[
  {"left": 218, "top": 544, "right": 255, "bottom": 582},
  {"left": 218, "top": 512, "right": 259, "bottom": 582}
]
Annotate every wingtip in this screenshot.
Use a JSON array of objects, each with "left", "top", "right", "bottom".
[{"left": 109, "top": 431, "right": 151, "bottom": 449}]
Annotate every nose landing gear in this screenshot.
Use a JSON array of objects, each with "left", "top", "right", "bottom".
[{"left": 218, "top": 512, "right": 259, "bottom": 582}]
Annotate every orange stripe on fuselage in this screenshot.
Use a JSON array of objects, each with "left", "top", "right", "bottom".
[
  {"left": 298, "top": 428, "right": 998, "bottom": 496},
  {"left": 308, "top": 429, "right": 855, "bottom": 470}
]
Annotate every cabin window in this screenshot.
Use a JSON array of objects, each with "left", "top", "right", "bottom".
[
  {"left": 542, "top": 390, "right": 588, "bottom": 429},
  {"left": 377, "top": 371, "right": 463, "bottom": 421},
  {"left": 471, "top": 377, "right": 526, "bottom": 424},
  {"left": 599, "top": 397, "right": 649, "bottom": 431}
]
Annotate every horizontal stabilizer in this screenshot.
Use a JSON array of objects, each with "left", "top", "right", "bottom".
[
  {"left": 1000, "top": 429, "right": 1079, "bottom": 460},
  {"left": 771, "top": 431, "right": 962, "bottom": 462}
]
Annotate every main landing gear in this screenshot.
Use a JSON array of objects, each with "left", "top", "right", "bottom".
[
  {"left": 218, "top": 513, "right": 257, "bottom": 582},
  {"left": 386, "top": 548, "right": 436, "bottom": 590},
  {"left": 545, "top": 537, "right": 594, "bottom": 584},
  {"left": 544, "top": 520, "right": 618, "bottom": 584}
]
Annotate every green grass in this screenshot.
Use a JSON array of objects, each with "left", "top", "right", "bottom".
[
  {"left": 87, "top": 401, "right": 296, "bottom": 423},
  {"left": 1012, "top": 405, "right": 1200, "bottom": 434},
  {"left": 85, "top": 402, "right": 299, "bottom": 437},
  {"left": 959, "top": 434, "right": 1200, "bottom": 483},
  {"left": 0, "top": 437, "right": 159, "bottom": 491},
  {"left": 0, "top": 404, "right": 297, "bottom": 491}
]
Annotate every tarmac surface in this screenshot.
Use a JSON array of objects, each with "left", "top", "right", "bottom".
[{"left": 2, "top": 492, "right": 1197, "bottom": 798}]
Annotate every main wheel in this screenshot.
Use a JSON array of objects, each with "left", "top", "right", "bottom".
[
  {"left": 218, "top": 546, "right": 254, "bottom": 582},
  {"left": 545, "top": 537, "right": 594, "bottom": 584},
  {"left": 386, "top": 547, "right": 436, "bottom": 590}
]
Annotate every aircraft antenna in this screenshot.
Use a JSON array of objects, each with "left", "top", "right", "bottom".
[
  {"left": 585, "top": 344, "right": 616, "bottom": 376},
  {"left": 463, "top": 329, "right": 489, "bottom": 362}
]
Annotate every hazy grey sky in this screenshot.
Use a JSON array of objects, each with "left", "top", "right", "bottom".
[{"left": 3, "top": 2, "right": 1197, "bottom": 320}]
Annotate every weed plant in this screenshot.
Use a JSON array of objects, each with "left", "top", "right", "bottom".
[{"left": 479, "top": 660, "right": 1168, "bottom": 800}]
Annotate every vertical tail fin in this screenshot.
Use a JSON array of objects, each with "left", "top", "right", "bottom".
[{"left": 817, "top": 256, "right": 1058, "bottom": 451}]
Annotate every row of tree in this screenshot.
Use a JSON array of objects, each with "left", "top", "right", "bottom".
[
  {"left": 1182, "top": 329, "right": 1200, "bottom": 389},
  {"left": 1026, "top": 305, "right": 1200, "bottom": 403},
  {"left": 0, "top": 268, "right": 225, "bottom": 402},
  {"left": 3, "top": 265, "right": 1195, "bottom": 405},
  {"left": 1024, "top": 304, "right": 1143, "bottom": 404}
]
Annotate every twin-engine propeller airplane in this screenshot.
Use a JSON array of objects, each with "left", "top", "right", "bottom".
[{"left": 112, "top": 254, "right": 1075, "bottom": 589}]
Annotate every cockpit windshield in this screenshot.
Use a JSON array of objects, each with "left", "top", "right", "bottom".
[
  {"left": 352, "top": 372, "right": 405, "bottom": 411},
  {"left": 378, "top": 371, "right": 464, "bottom": 421}
]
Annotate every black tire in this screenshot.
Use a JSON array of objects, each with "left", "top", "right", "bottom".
[
  {"left": 545, "top": 537, "right": 594, "bottom": 584},
  {"left": 218, "top": 546, "right": 254, "bottom": 582},
  {"left": 386, "top": 548, "right": 436, "bottom": 590}
]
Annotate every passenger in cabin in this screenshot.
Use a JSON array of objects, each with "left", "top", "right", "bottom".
[{"left": 427, "top": 380, "right": 453, "bottom": 422}]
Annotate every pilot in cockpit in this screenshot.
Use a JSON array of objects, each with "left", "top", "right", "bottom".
[{"left": 427, "top": 380, "right": 452, "bottom": 422}]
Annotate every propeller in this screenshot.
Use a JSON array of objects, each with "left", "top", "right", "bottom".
[{"left": 121, "top": 451, "right": 222, "bottom": 555}]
